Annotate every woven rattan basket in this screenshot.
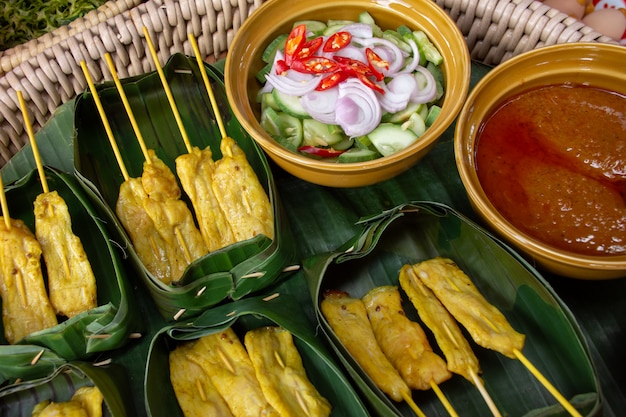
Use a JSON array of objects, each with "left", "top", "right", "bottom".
[{"left": 0, "top": 0, "right": 617, "bottom": 166}]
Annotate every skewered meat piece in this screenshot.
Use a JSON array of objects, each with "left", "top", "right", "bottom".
[
  {"left": 116, "top": 150, "right": 207, "bottom": 284},
  {"left": 363, "top": 285, "right": 452, "bottom": 390},
  {"left": 412, "top": 257, "right": 526, "bottom": 359},
  {"left": 321, "top": 289, "right": 412, "bottom": 402},
  {"left": 399, "top": 264, "right": 482, "bottom": 384},
  {"left": 32, "top": 386, "right": 103, "bottom": 417},
  {"left": 244, "top": 326, "right": 332, "bottom": 417},
  {"left": 116, "top": 177, "right": 170, "bottom": 281},
  {"left": 212, "top": 136, "right": 274, "bottom": 242},
  {"left": 185, "top": 327, "right": 280, "bottom": 417},
  {"left": 176, "top": 146, "right": 236, "bottom": 252},
  {"left": 34, "top": 190, "right": 97, "bottom": 318},
  {"left": 0, "top": 217, "right": 57, "bottom": 344},
  {"left": 169, "top": 341, "right": 234, "bottom": 417}
]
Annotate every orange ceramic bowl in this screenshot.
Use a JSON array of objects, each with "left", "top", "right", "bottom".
[
  {"left": 225, "top": 0, "right": 470, "bottom": 187},
  {"left": 455, "top": 43, "right": 626, "bottom": 280}
]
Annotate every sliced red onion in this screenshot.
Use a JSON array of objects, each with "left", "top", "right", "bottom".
[
  {"left": 301, "top": 89, "right": 339, "bottom": 124},
  {"left": 335, "top": 79, "right": 381, "bottom": 136},
  {"left": 396, "top": 38, "right": 420, "bottom": 75},
  {"left": 265, "top": 72, "right": 321, "bottom": 95},
  {"left": 358, "top": 37, "right": 405, "bottom": 75},
  {"left": 337, "top": 23, "right": 373, "bottom": 39},
  {"left": 410, "top": 66, "right": 437, "bottom": 104},
  {"left": 378, "top": 73, "right": 417, "bottom": 113},
  {"left": 333, "top": 45, "right": 367, "bottom": 62}
]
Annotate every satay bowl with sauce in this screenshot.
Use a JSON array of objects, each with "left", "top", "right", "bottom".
[{"left": 455, "top": 43, "right": 626, "bottom": 280}]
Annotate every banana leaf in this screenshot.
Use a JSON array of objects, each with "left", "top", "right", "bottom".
[
  {"left": 144, "top": 293, "right": 370, "bottom": 417},
  {"left": 0, "top": 167, "right": 137, "bottom": 360},
  {"left": 73, "top": 53, "right": 296, "bottom": 320},
  {"left": 0, "top": 359, "right": 135, "bottom": 416},
  {"left": 303, "top": 201, "right": 601, "bottom": 417}
]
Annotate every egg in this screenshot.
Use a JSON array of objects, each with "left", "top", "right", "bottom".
[
  {"left": 543, "top": 0, "right": 587, "bottom": 19},
  {"left": 582, "top": 8, "right": 626, "bottom": 40}
]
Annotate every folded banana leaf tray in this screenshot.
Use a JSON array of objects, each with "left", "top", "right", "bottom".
[{"left": 0, "top": 0, "right": 624, "bottom": 417}]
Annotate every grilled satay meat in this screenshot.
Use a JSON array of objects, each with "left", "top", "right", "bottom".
[
  {"left": 116, "top": 177, "right": 170, "bottom": 281},
  {"left": 212, "top": 136, "right": 274, "bottom": 242},
  {"left": 176, "top": 146, "right": 236, "bottom": 252},
  {"left": 32, "top": 386, "right": 103, "bottom": 417},
  {"left": 185, "top": 327, "right": 280, "bottom": 417},
  {"left": 169, "top": 341, "right": 234, "bottom": 417},
  {"left": 321, "top": 290, "right": 412, "bottom": 402},
  {"left": 116, "top": 150, "right": 207, "bottom": 284},
  {"left": 412, "top": 257, "right": 526, "bottom": 359},
  {"left": 0, "top": 217, "right": 57, "bottom": 344},
  {"left": 399, "top": 264, "right": 482, "bottom": 384},
  {"left": 363, "top": 286, "right": 452, "bottom": 390},
  {"left": 71, "top": 386, "right": 104, "bottom": 417},
  {"left": 244, "top": 326, "right": 332, "bottom": 417},
  {"left": 34, "top": 191, "right": 97, "bottom": 318}
]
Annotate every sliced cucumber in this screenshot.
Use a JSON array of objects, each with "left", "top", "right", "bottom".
[
  {"left": 260, "top": 92, "right": 279, "bottom": 112},
  {"left": 323, "top": 22, "right": 354, "bottom": 36},
  {"left": 425, "top": 105, "right": 441, "bottom": 127},
  {"left": 272, "top": 89, "right": 310, "bottom": 118},
  {"left": 402, "top": 112, "right": 426, "bottom": 137},
  {"left": 261, "top": 33, "right": 288, "bottom": 64},
  {"left": 354, "top": 135, "right": 377, "bottom": 152},
  {"left": 293, "top": 20, "right": 327, "bottom": 35},
  {"left": 413, "top": 30, "right": 443, "bottom": 66},
  {"left": 255, "top": 61, "right": 272, "bottom": 85},
  {"left": 303, "top": 119, "right": 345, "bottom": 146},
  {"left": 338, "top": 148, "right": 380, "bottom": 163},
  {"left": 382, "top": 30, "right": 412, "bottom": 54},
  {"left": 358, "top": 11, "right": 383, "bottom": 37},
  {"left": 260, "top": 108, "right": 303, "bottom": 151},
  {"left": 386, "top": 102, "right": 425, "bottom": 123},
  {"left": 427, "top": 62, "right": 445, "bottom": 102},
  {"left": 367, "top": 123, "right": 419, "bottom": 156}
]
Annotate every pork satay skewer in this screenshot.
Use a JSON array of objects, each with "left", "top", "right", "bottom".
[
  {"left": 18, "top": 90, "right": 97, "bottom": 318},
  {"left": 0, "top": 174, "right": 58, "bottom": 344},
  {"left": 363, "top": 286, "right": 458, "bottom": 417},
  {"left": 144, "top": 30, "right": 236, "bottom": 251},
  {"left": 189, "top": 33, "right": 274, "bottom": 244},
  {"left": 321, "top": 290, "right": 427, "bottom": 417},
  {"left": 102, "top": 53, "right": 207, "bottom": 270},
  {"left": 79, "top": 61, "right": 201, "bottom": 285},
  {"left": 413, "top": 257, "right": 583, "bottom": 417},
  {"left": 399, "top": 265, "right": 502, "bottom": 417}
]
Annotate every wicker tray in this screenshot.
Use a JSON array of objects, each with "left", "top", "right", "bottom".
[{"left": 0, "top": 0, "right": 617, "bottom": 166}]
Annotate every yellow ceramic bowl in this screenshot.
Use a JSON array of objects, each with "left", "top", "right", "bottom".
[
  {"left": 225, "top": 0, "right": 470, "bottom": 187},
  {"left": 455, "top": 43, "right": 626, "bottom": 280}
]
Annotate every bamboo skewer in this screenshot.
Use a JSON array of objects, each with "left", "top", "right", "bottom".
[
  {"left": 17, "top": 91, "right": 48, "bottom": 193},
  {"left": 79, "top": 61, "right": 130, "bottom": 182},
  {"left": 104, "top": 53, "right": 152, "bottom": 164},
  {"left": 142, "top": 26, "right": 193, "bottom": 154},
  {"left": 513, "top": 349, "right": 583, "bottom": 417},
  {"left": 0, "top": 174, "right": 10, "bottom": 230},
  {"left": 430, "top": 380, "right": 459, "bottom": 417},
  {"left": 188, "top": 33, "right": 228, "bottom": 141}
]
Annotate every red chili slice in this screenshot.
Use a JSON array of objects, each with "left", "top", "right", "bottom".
[
  {"left": 365, "top": 48, "right": 387, "bottom": 81},
  {"left": 323, "top": 31, "right": 352, "bottom": 53},
  {"left": 284, "top": 24, "right": 307, "bottom": 65},
  {"left": 298, "top": 146, "right": 346, "bottom": 157},
  {"left": 296, "top": 37, "right": 323, "bottom": 60},
  {"left": 291, "top": 56, "right": 339, "bottom": 74},
  {"left": 316, "top": 71, "right": 350, "bottom": 91},
  {"left": 355, "top": 73, "right": 385, "bottom": 94},
  {"left": 334, "top": 56, "right": 373, "bottom": 76},
  {"left": 274, "top": 59, "right": 290, "bottom": 75}
]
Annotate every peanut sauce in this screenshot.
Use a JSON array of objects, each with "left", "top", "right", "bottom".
[{"left": 475, "top": 84, "right": 626, "bottom": 256}]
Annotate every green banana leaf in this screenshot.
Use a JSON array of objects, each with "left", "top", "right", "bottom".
[
  {"left": 0, "top": 359, "right": 135, "bottom": 416},
  {"left": 73, "top": 53, "right": 297, "bottom": 320},
  {"left": 304, "top": 201, "right": 600, "bottom": 417},
  {"left": 144, "top": 293, "right": 370, "bottom": 417},
  {"left": 0, "top": 167, "right": 137, "bottom": 360}
]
